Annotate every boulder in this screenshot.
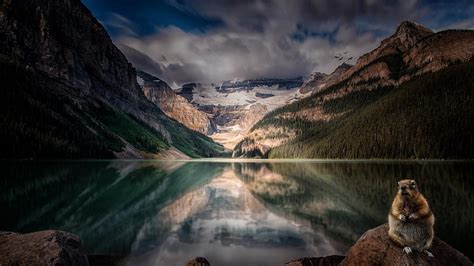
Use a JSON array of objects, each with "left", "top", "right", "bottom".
[
  {"left": 341, "top": 224, "right": 472, "bottom": 266},
  {"left": 87, "top": 254, "right": 125, "bottom": 266},
  {"left": 0, "top": 230, "right": 89, "bottom": 266},
  {"left": 187, "top": 257, "right": 211, "bottom": 266},
  {"left": 285, "top": 255, "right": 345, "bottom": 266}
]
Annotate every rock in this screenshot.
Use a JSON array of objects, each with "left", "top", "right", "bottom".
[
  {"left": 0, "top": 230, "right": 89, "bottom": 266},
  {"left": 300, "top": 63, "right": 351, "bottom": 94},
  {"left": 138, "top": 70, "right": 217, "bottom": 135},
  {"left": 187, "top": 257, "right": 210, "bottom": 266},
  {"left": 341, "top": 224, "right": 472, "bottom": 266},
  {"left": 87, "top": 254, "right": 125, "bottom": 266},
  {"left": 285, "top": 255, "right": 345, "bottom": 266}
]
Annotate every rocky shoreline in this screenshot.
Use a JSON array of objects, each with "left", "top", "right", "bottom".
[
  {"left": 1, "top": 224, "right": 472, "bottom": 266},
  {"left": 285, "top": 224, "right": 472, "bottom": 266},
  {"left": 0, "top": 230, "right": 88, "bottom": 265}
]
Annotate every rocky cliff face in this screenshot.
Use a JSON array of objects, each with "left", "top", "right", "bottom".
[
  {"left": 299, "top": 63, "right": 352, "bottom": 94},
  {"left": 299, "top": 72, "right": 328, "bottom": 94},
  {"left": 402, "top": 29, "right": 474, "bottom": 76},
  {"left": 342, "top": 21, "right": 434, "bottom": 81},
  {"left": 336, "top": 21, "right": 474, "bottom": 94},
  {"left": 298, "top": 21, "right": 452, "bottom": 97},
  {"left": 299, "top": 22, "right": 433, "bottom": 96},
  {"left": 0, "top": 0, "right": 143, "bottom": 113},
  {"left": 206, "top": 103, "right": 268, "bottom": 150},
  {"left": 0, "top": 0, "right": 225, "bottom": 158},
  {"left": 138, "top": 71, "right": 217, "bottom": 135}
]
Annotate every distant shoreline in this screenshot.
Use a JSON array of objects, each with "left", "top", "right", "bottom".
[{"left": 1, "top": 158, "right": 473, "bottom": 163}]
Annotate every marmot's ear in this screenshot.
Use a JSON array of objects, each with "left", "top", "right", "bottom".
[{"left": 411, "top": 180, "right": 416, "bottom": 185}]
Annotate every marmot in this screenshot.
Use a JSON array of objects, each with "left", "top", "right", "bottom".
[{"left": 388, "top": 179, "right": 435, "bottom": 257}]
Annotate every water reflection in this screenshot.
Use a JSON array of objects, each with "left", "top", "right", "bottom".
[
  {"left": 129, "top": 168, "right": 345, "bottom": 265},
  {"left": 0, "top": 160, "right": 472, "bottom": 264}
]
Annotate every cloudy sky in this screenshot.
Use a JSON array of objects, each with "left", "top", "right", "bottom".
[{"left": 83, "top": 0, "right": 474, "bottom": 87}]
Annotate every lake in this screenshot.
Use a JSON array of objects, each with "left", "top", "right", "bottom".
[{"left": 0, "top": 160, "right": 472, "bottom": 265}]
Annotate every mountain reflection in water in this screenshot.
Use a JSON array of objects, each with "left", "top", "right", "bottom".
[{"left": 1, "top": 160, "right": 472, "bottom": 265}]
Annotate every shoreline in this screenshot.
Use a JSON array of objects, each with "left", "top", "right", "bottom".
[
  {"left": 1, "top": 224, "right": 472, "bottom": 266},
  {"left": 1, "top": 158, "right": 473, "bottom": 163}
]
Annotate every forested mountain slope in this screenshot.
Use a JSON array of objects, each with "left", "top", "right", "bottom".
[
  {"left": 234, "top": 22, "right": 474, "bottom": 159},
  {"left": 267, "top": 61, "right": 474, "bottom": 159}
]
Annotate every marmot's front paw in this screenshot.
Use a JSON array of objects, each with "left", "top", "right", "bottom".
[
  {"left": 398, "top": 214, "right": 407, "bottom": 222},
  {"left": 403, "top": 247, "right": 413, "bottom": 254},
  {"left": 408, "top": 213, "right": 419, "bottom": 221}
]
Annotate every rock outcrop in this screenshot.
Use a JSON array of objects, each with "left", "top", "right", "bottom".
[
  {"left": 341, "top": 224, "right": 472, "bottom": 266},
  {"left": 176, "top": 83, "right": 197, "bottom": 102},
  {"left": 300, "top": 63, "right": 352, "bottom": 94},
  {"left": 299, "top": 72, "right": 328, "bottom": 94},
  {"left": 138, "top": 71, "right": 217, "bottom": 135},
  {"left": 187, "top": 257, "right": 211, "bottom": 266},
  {"left": 285, "top": 256, "right": 345, "bottom": 266},
  {"left": 402, "top": 29, "right": 474, "bottom": 76},
  {"left": 202, "top": 103, "right": 268, "bottom": 150},
  {"left": 0, "top": 231, "right": 89, "bottom": 266}
]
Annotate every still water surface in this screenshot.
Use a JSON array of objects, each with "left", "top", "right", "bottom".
[{"left": 1, "top": 160, "right": 472, "bottom": 265}]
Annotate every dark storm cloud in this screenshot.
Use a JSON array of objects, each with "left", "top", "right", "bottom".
[
  {"left": 84, "top": 0, "right": 474, "bottom": 86},
  {"left": 181, "top": 0, "right": 421, "bottom": 30}
]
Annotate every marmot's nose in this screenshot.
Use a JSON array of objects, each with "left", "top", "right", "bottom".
[{"left": 401, "top": 186, "right": 407, "bottom": 190}]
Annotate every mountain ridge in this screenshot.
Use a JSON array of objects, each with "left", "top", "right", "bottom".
[
  {"left": 234, "top": 21, "right": 474, "bottom": 159},
  {"left": 0, "top": 0, "right": 226, "bottom": 158}
]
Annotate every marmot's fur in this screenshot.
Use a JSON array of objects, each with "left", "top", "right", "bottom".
[{"left": 388, "top": 179, "right": 435, "bottom": 257}]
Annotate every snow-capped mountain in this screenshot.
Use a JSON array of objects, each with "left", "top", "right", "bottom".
[{"left": 174, "top": 78, "right": 306, "bottom": 149}]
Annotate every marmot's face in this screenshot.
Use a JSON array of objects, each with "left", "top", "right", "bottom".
[{"left": 397, "top": 179, "right": 419, "bottom": 198}]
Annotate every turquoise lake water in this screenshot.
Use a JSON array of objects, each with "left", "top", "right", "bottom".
[{"left": 1, "top": 160, "right": 472, "bottom": 265}]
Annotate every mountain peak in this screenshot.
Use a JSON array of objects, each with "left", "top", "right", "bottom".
[
  {"left": 373, "top": 20, "right": 434, "bottom": 54},
  {"left": 395, "top": 21, "right": 434, "bottom": 37},
  {"left": 396, "top": 21, "right": 420, "bottom": 30}
]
